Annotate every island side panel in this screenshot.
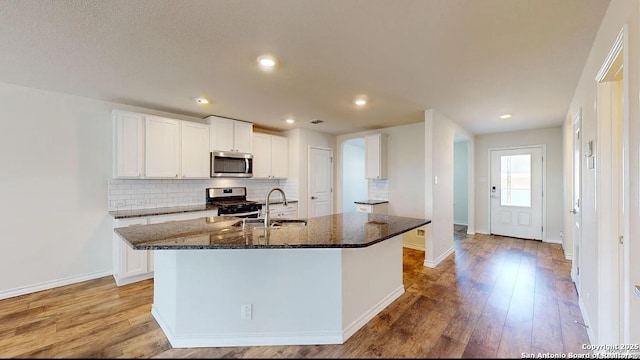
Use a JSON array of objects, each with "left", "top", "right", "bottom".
[
  {"left": 152, "top": 250, "right": 178, "bottom": 335},
  {"left": 341, "top": 235, "right": 404, "bottom": 340},
  {"left": 153, "top": 248, "right": 344, "bottom": 347}
]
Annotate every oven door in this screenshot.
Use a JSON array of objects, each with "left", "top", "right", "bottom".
[{"left": 222, "top": 210, "right": 260, "bottom": 218}]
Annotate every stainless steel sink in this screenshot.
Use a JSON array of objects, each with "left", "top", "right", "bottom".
[{"left": 233, "top": 218, "right": 307, "bottom": 228}]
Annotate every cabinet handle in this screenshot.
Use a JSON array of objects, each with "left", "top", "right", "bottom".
[{"left": 311, "top": 196, "right": 317, "bottom": 199}]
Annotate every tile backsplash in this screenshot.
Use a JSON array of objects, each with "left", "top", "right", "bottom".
[
  {"left": 108, "top": 178, "right": 298, "bottom": 211},
  {"left": 368, "top": 179, "right": 389, "bottom": 200}
]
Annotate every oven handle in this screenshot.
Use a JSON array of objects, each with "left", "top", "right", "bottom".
[{"left": 223, "top": 210, "right": 260, "bottom": 218}]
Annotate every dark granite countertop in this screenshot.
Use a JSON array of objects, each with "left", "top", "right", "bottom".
[
  {"left": 114, "top": 212, "right": 430, "bottom": 249},
  {"left": 109, "top": 204, "right": 217, "bottom": 219},
  {"left": 354, "top": 200, "right": 389, "bottom": 205}
]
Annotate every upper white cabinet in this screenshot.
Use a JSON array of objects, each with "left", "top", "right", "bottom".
[
  {"left": 181, "top": 121, "right": 210, "bottom": 178},
  {"left": 112, "top": 109, "right": 211, "bottom": 179},
  {"left": 207, "top": 116, "right": 253, "bottom": 153},
  {"left": 113, "top": 110, "right": 144, "bottom": 178},
  {"left": 365, "top": 133, "right": 388, "bottom": 179},
  {"left": 145, "top": 116, "right": 181, "bottom": 178},
  {"left": 252, "top": 133, "right": 288, "bottom": 179}
]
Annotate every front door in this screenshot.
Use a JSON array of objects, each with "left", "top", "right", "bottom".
[
  {"left": 490, "top": 147, "right": 543, "bottom": 240},
  {"left": 309, "top": 147, "right": 332, "bottom": 218}
]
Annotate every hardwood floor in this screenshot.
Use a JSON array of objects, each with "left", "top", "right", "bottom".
[{"left": 0, "top": 228, "right": 590, "bottom": 358}]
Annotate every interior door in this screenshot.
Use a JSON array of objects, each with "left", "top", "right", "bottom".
[
  {"left": 490, "top": 147, "right": 543, "bottom": 240},
  {"left": 309, "top": 147, "right": 332, "bottom": 218},
  {"left": 572, "top": 111, "right": 582, "bottom": 287}
]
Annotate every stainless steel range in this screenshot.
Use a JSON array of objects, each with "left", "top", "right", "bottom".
[{"left": 206, "top": 187, "right": 261, "bottom": 218}]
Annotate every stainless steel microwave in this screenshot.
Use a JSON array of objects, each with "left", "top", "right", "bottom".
[{"left": 210, "top": 152, "right": 253, "bottom": 178}]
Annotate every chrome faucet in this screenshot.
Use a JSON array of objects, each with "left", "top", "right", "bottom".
[{"left": 264, "top": 187, "right": 287, "bottom": 228}]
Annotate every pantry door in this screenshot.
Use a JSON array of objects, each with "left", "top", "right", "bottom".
[{"left": 490, "top": 146, "right": 543, "bottom": 240}]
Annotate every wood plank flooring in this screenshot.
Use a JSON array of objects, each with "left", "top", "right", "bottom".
[{"left": 0, "top": 226, "right": 590, "bottom": 358}]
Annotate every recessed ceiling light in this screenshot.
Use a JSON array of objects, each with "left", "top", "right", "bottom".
[
  {"left": 196, "top": 98, "right": 209, "bottom": 104},
  {"left": 500, "top": 114, "right": 512, "bottom": 119},
  {"left": 257, "top": 55, "right": 277, "bottom": 68},
  {"left": 354, "top": 98, "right": 367, "bottom": 106},
  {"left": 286, "top": 118, "right": 295, "bottom": 124}
]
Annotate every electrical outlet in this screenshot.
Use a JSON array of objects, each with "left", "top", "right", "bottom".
[
  {"left": 114, "top": 200, "right": 126, "bottom": 207},
  {"left": 416, "top": 229, "right": 425, "bottom": 237},
  {"left": 136, "top": 199, "right": 146, "bottom": 206},
  {"left": 241, "top": 304, "right": 252, "bottom": 320}
]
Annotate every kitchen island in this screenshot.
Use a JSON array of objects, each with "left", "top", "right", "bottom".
[{"left": 114, "top": 212, "right": 430, "bottom": 348}]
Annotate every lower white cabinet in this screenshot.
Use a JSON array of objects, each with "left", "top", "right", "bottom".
[
  {"left": 112, "top": 209, "right": 218, "bottom": 286},
  {"left": 355, "top": 202, "right": 388, "bottom": 214},
  {"left": 260, "top": 202, "right": 298, "bottom": 218}
]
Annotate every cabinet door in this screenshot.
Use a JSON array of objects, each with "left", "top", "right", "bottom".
[
  {"left": 209, "top": 117, "right": 235, "bottom": 152},
  {"left": 113, "top": 111, "right": 144, "bottom": 178},
  {"left": 181, "top": 121, "right": 210, "bottom": 178},
  {"left": 252, "top": 133, "right": 271, "bottom": 178},
  {"left": 365, "top": 133, "right": 387, "bottom": 179},
  {"left": 145, "top": 116, "right": 180, "bottom": 178},
  {"left": 113, "top": 217, "right": 150, "bottom": 286},
  {"left": 270, "top": 135, "right": 288, "bottom": 178},
  {"left": 234, "top": 121, "right": 253, "bottom": 153}
]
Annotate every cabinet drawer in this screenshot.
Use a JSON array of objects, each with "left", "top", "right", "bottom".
[{"left": 355, "top": 204, "right": 372, "bottom": 213}]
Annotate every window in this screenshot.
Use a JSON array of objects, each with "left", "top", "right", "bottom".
[{"left": 500, "top": 154, "right": 531, "bottom": 207}]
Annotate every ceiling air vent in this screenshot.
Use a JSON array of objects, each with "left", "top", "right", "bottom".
[{"left": 310, "top": 119, "right": 324, "bottom": 124}]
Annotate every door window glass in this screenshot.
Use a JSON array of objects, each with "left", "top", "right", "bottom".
[{"left": 500, "top": 154, "right": 531, "bottom": 207}]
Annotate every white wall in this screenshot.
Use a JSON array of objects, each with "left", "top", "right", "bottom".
[
  {"left": 0, "top": 82, "right": 114, "bottom": 297},
  {"left": 424, "top": 109, "right": 474, "bottom": 267},
  {"left": 336, "top": 122, "right": 425, "bottom": 218},
  {"left": 341, "top": 138, "right": 367, "bottom": 212},
  {"left": 474, "top": 127, "right": 563, "bottom": 243},
  {"left": 453, "top": 141, "right": 469, "bottom": 225},
  {"left": 563, "top": 0, "right": 640, "bottom": 344},
  {"left": 284, "top": 128, "right": 336, "bottom": 219}
]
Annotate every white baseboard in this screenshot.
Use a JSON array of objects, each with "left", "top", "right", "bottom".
[
  {"left": 153, "top": 285, "right": 405, "bottom": 348},
  {"left": 565, "top": 252, "right": 573, "bottom": 260},
  {"left": 454, "top": 221, "right": 468, "bottom": 226},
  {"left": 402, "top": 242, "right": 425, "bottom": 251},
  {"left": 424, "top": 246, "right": 454, "bottom": 268},
  {"left": 544, "top": 238, "right": 563, "bottom": 244},
  {"left": 0, "top": 270, "right": 112, "bottom": 300},
  {"left": 466, "top": 228, "right": 476, "bottom": 235},
  {"left": 578, "top": 294, "right": 595, "bottom": 344},
  {"left": 114, "top": 272, "right": 154, "bottom": 286}
]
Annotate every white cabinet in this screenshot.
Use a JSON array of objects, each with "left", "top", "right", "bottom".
[
  {"left": 260, "top": 202, "right": 298, "bottom": 218},
  {"left": 355, "top": 202, "right": 388, "bottom": 214},
  {"left": 145, "top": 116, "right": 181, "bottom": 178},
  {"left": 181, "top": 121, "right": 210, "bottom": 178},
  {"left": 112, "top": 209, "right": 218, "bottom": 286},
  {"left": 113, "top": 217, "right": 153, "bottom": 286},
  {"left": 252, "top": 133, "right": 288, "bottom": 179},
  {"left": 207, "top": 116, "right": 253, "bottom": 153},
  {"left": 365, "top": 133, "right": 388, "bottom": 179},
  {"left": 113, "top": 110, "right": 144, "bottom": 178},
  {"left": 113, "top": 109, "right": 212, "bottom": 179}
]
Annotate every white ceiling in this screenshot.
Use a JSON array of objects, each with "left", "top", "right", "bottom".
[{"left": 0, "top": 0, "right": 609, "bottom": 135}]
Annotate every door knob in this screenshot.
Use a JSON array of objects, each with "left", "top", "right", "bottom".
[
  {"left": 311, "top": 196, "right": 317, "bottom": 200},
  {"left": 570, "top": 209, "right": 577, "bottom": 214}
]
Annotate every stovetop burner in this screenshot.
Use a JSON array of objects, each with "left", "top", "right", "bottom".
[{"left": 205, "top": 187, "right": 261, "bottom": 215}]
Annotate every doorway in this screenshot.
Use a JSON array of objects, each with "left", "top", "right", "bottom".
[
  {"left": 594, "top": 25, "right": 627, "bottom": 343},
  {"left": 341, "top": 138, "right": 367, "bottom": 213},
  {"left": 489, "top": 146, "right": 544, "bottom": 240}
]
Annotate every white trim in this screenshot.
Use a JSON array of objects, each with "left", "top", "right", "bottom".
[
  {"left": 0, "top": 270, "right": 112, "bottom": 300},
  {"left": 466, "top": 229, "right": 476, "bottom": 235},
  {"left": 578, "top": 294, "right": 595, "bottom": 345},
  {"left": 424, "top": 245, "right": 454, "bottom": 268},
  {"left": 402, "top": 242, "right": 425, "bottom": 251},
  {"left": 595, "top": 27, "right": 624, "bottom": 82},
  {"left": 453, "top": 221, "right": 468, "bottom": 226},
  {"left": 342, "top": 285, "right": 404, "bottom": 341},
  {"left": 487, "top": 145, "right": 546, "bottom": 241},
  {"left": 543, "top": 237, "right": 563, "bottom": 244},
  {"left": 565, "top": 253, "right": 573, "bottom": 261},
  {"left": 113, "top": 272, "right": 154, "bottom": 286}
]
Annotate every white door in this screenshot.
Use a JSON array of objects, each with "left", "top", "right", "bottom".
[
  {"left": 309, "top": 147, "right": 332, "bottom": 218},
  {"left": 490, "top": 147, "right": 543, "bottom": 240},
  {"left": 571, "top": 111, "right": 582, "bottom": 287}
]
